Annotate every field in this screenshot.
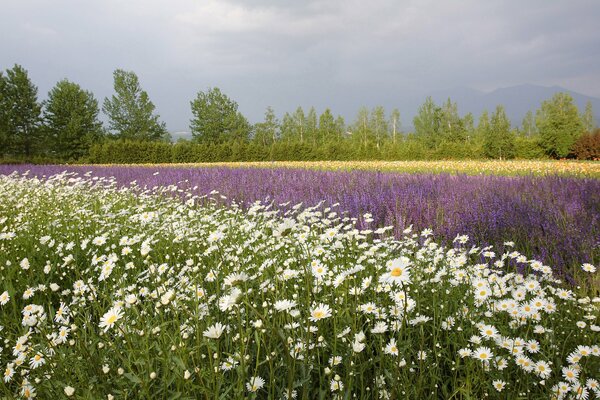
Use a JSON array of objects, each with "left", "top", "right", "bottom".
[
  {"left": 97, "top": 160, "right": 600, "bottom": 178},
  {"left": 0, "top": 162, "right": 599, "bottom": 399}
]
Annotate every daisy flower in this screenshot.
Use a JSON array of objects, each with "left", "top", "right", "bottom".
[
  {"left": 246, "top": 376, "right": 265, "bottom": 392},
  {"left": 0, "top": 291, "right": 9, "bottom": 306},
  {"left": 582, "top": 263, "right": 596, "bottom": 273},
  {"left": 384, "top": 257, "right": 412, "bottom": 285},
  {"left": 309, "top": 303, "right": 332, "bottom": 322},
  {"left": 99, "top": 306, "right": 124, "bottom": 332},
  {"left": 203, "top": 322, "right": 226, "bottom": 339},
  {"left": 472, "top": 347, "right": 493, "bottom": 362}
]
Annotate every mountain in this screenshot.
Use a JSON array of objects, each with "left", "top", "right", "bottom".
[{"left": 429, "top": 84, "right": 600, "bottom": 127}]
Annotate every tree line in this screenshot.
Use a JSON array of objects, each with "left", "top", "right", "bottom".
[{"left": 1, "top": 64, "right": 598, "bottom": 163}]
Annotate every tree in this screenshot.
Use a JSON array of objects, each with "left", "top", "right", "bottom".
[
  {"left": 463, "top": 112, "right": 475, "bottom": 143},
  {"left": 0, "top": 65, "right": 42, "bottom": 157},
  {"left": 484, "top": 105, "right": 515, "bottom": 159},
  {"left": 318, "top": 108, "right": 338, "bottom": 145},
  {"left": 389, "top": 108, "right": 401, "bottom": 144},
  {"left": 43, "top": 79, "right": 104, "bottom": 160},
  {"left": 0, "top": 72, "right": 8, "bottom": 155},
  {"left": 370, "top": 106, "right": 387, "bottom": 150},
  {"left": 253, "top": 106, "right": 279, "bottom": 147},
  {"left": 351, "top": 107, "right": 372, "bottom": 151},
  {"left": 103, "top": 69, "right": 168, "bottom": 141},
  {"left": 291, "top": 107, "right": 306, "bottom": 144},
  {"left": 413, "top": 97, "right": 440, "bottom": 149},
  {"left": 582, "top": 100, "right": 596, "bottom": 133},
  {"left": 306, "top": 107, "right": 318, "bottom": 146},
  {"left": 190, "top": 87, "right": 250, "bottom": 144},
  {"left": 439, "top": 98, "right": 466, "bottom": 143},
  {"left": 536, "top": 93, "right": 584, "bottom": 158},
  {"left": 520, "top": 110, "right": 537, "bottom": 137}
]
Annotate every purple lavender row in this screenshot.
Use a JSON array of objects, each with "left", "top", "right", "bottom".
[{"left": 1, "top": 164, "right": 598, "bottom": 280}]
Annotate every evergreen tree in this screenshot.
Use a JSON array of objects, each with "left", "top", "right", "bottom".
[
  {"left": 484, "top": 105, "right": 515, "bottom": 159},
  {"left": 103, "top": 69, "right": 168, "bottom": 141},
  {"left": 1, "top": 65, "right": 42, "bottom": 157},
  {"left": 318, "top": 108, "right": 337, "bottom": 145},
  {"left": 43, "top": 79, "right": 104, "bottom": 160},
  {"left": 190, "top": 87, "right": 250, "bottom": 144},
  {"left": 536, "top": 93, "right": 584, "bottom": 158},
  {"left": 413, "top": 97, "right": 440, "bottom": 149},
  {"left": 582, "top": 100, "right": 596, "bottom": 133}
]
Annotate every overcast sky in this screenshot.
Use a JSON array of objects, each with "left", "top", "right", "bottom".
[{"left": 1, "top": 0, "right": 599, "bottom": 131}]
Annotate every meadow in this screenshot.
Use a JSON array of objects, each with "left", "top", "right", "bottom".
[{"left": 0, "top": 163, "right": 599, "bottom": 399}]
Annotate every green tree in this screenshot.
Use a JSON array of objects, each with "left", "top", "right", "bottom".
[
  {"left": 520, "top": 110, "right": 537, "bottom": 137},
  {"left": 0, "top": 72, "right": 8, "bottom": 155},
  {"left": 582, "top": 100, "right": 596, "bottom": 133},
  {"left": 370, "top": 106, "right": 388, "bottom": 150},
  {"left": 253, "top": 106, "right": 279, "bottom": 147},
  {"left": 306, "top": 107, "right": 318, "bottom": 146},
  {"left": 190, "top": 87, "right": 250, "bottom": 144},
  {"left": 280, "top": 112, "right": 295, "bottom": 144},
  {"left": 484, "top": 105, "right": 515, "bottom": 159},
  {"left": 43, "top": 79, "right": 104, "bottom": 160},
  {"left": 413, "top": 97, "right": 440, "bottom": 149},
  {"left": 439, "top": 98, "right": 466, "bottom": 143},
  {"left": 351, "top": 107, "right": 372, "bottom": 151},
  {"left": 103, "top": 69, "right": 168, "bottom": 141},
  {"left": 389, "top": 108, "right": 401, "bottom": 144},
  {"left": 317, "top": 108, "right": 337, "bottom": 145},
  {"left": 536, "top": 93, "right": 584, "bottom": 158},
  {"left": 291, "top": 107, "right": 306, "bottom": 144},
  {"left": 0, "top": 65, "right": 42, "bottom": 157},
  {"left": 463, "top": 112, "right": 475, "bottom": 143}
]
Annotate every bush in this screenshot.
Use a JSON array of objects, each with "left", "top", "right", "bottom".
[{"left": 573, "top": 129, "right": 600, "bottom": 160}]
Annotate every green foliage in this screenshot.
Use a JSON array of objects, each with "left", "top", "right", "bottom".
[
  {"left": 252, "top": 106, "right": 279, "bottom": 147},
  {"left": 43, "top": 79, "right": 104, "bottom": 161},
  {"left": 520, "top": 110, "right": 537, "bottom": 137},
  {"left": 514, "top": 136, "right": 546, "bottom": 159},
  {"left": 0, "top": 64, "right": 42, "bottom": 157},
  {"left": 103, "top": 69, "right": 168, "bottom": 141},
  {"left": 582, "top": 101, "right": 596, "bottom": 133},
  {"left": 190, "top": 87, "right": 250, "bottom": 144},
  {"left": 484, "top": 105, "right": 516, "bottom": 159},
  {"left": 413, "top": 97, "right": 440, "bottom": 149},
  {"left": 536, "top": 92, "right": 584, "bottom": 158}
]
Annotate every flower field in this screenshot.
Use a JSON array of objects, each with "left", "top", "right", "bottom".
[
  {"left": 100, "top": 160, "right": 600, "bottom": 178},
  {"left": 0, "top": 168, "right": 599, "bottom": 399},
  {"left": 1, "top": 164, "right": 597, "bottom": 282}
]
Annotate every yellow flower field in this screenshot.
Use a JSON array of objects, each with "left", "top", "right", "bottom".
[{"left": 95, "top": 160, "right": 600, "bottom": 178}]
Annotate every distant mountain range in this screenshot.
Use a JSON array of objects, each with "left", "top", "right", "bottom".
[{"left": 429, "top": 84, "right": 600, "bottom": 127}]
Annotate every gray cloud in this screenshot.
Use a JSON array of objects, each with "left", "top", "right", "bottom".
[{"left": 1, "top": 0, "right": 599, "bottom": 131}]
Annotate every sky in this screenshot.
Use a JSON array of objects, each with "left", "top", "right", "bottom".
[{"left": 1, "top": 0, "right": 599, "bottom": 131}]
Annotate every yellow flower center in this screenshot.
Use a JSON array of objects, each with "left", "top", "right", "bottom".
[
  {"left": 313, "top": 311, "right": 324, "bottom": 319},
  {"left": 107, "top": 315, "right": 117, "bottom": 324},
  {"left": 390, "top": 267, "right": 403, "bottom": 277}
]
